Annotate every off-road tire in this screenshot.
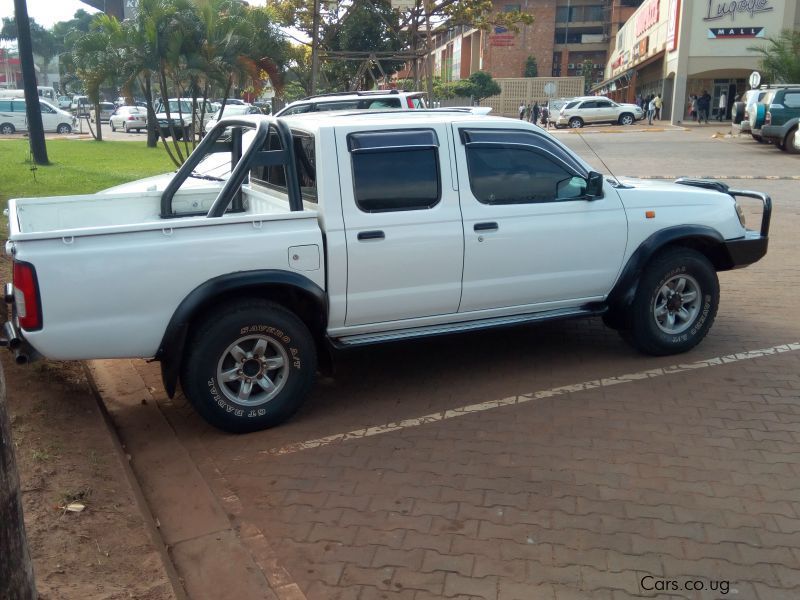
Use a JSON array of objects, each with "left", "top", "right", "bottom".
[
  {"left": 624, "top": 248, "right": 719, "bottom": 356},
  {"left": 180, "top": 299, "right": 317, "bottom": 433}
]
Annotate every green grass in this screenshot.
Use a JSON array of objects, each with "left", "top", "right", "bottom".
[{"left": 0, "top": 139, "right": 175, "bottom": 205}]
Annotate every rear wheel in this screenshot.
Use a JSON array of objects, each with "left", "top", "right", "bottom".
[
  {"left": 180, "top": 299, "right": 317, "bottom": 433},
  {"left": 110, "top": 121, "right": 116, "bottom": 131},
  {"left": 622, "top": 248, "right": 719, "bottom": 356},
  {"left": 785, "top": 128, "right": 799, "bottom": 155},
  {"left": 569, "top": 117, "right": 583, "bottom": 129},
  {"left": 0, "top": 123, "right": 15, "bottom": 135}
]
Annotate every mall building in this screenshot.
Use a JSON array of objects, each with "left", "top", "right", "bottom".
[{"left": 593, "top": 0, "right": 800, "bottom": 123}]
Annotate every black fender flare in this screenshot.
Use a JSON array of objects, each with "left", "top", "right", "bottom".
[
  {"left": 605, "top": 225, "right": 726, "bottom": 327},
  {"left": 155, "top": 270, "right": 327, "bottom": 397}
]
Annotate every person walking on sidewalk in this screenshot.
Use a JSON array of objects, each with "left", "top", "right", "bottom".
[
  {"left": 690, "top": 94, "right": 698, "bottom": 121},
  {"left": 717, "top": 91, "right": 728, "bottom": 121},
  {"left": 647, "top": 95, "right": 656, "bottom": 125},
  {"left": 654, "top": 94, "right": 663, "bottom": 120},
  {"left": 531, "top": 101, "right": 540, "bottom": 125},
  {"left": 519, "top": 102, "right": 526, "bottom": 120},
  {"left": 698, "top": 91, "right": 711, "bottom": 123}
]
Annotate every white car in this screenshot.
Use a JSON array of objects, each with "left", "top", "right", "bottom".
[
  {"left": 154, "top": 97, "right": 214, "bottom": 139},
  {"left": 2, "top": 111, "right": 770, "bottom": 434},
  {"left": 557, "top": 96, "right": 644, "bottom": 128},
  {"left": 276, "top": 90, "right": 427, "bottom": 116},
  {"left": 109, "top": 106, "right": 148, "bottom": 133},
  {"left": 0, "top": 98, "right": 76, "bottom": 134},
  {"left": 204, "top": 104, "right": 262, "bottom": 133}
]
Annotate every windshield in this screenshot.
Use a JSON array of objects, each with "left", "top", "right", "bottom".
[{"left": 214, "top": 105, "right": 251, "bottom": 119}]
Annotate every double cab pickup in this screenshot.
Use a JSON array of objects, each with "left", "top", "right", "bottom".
[{"left": 1, "top": 111, "right": 771, "bottom": 432}]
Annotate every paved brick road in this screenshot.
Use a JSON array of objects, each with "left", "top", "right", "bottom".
[{"left": 106, "top": 131, "right": 800, "bottom": 600}]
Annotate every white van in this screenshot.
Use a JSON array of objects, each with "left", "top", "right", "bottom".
[{"left": 0, "top": 98, "right": 76, "bottom": 134}]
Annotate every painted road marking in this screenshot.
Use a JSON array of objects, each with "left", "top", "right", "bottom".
[
  {"left": 265, "top": 342, "right": 800, "bottom": 456},
  {"left": 635, "top": 175, "right": 800, "bottom": 180}
]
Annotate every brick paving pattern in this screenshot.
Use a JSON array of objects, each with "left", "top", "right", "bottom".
[{"left": 125, "top": 144, "right": 800, "bottom": 600}]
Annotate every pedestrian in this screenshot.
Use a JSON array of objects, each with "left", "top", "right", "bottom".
[
  {"left": 647, "top": 95, "right": 656, "bottom": 125},
  {"left": 654, "top": 94, "right": 662, "bottom": 120},
  {"left": 541, "top": 106, "right": 550, "bottom": 128},
  {"left": 519, "top": 102, "right": 525, "bottom": 120},
  {"left": 688, "top": 94, "right": 696, "bottom": 121},
  {"left": 698, "top": 90, "right": 711, "bottom": 123},
  {"left": 717, "top": 91, "right": 727, "bottom": 121},
  {"left": 532, "top": 101, "right": 540, "bottom": 125}
]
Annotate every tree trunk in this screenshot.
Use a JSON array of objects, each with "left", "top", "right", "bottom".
[
  {"left": 0, "top": 365, "right": 37, "bottom": 600},
  {"left": 14, "top": 0, "right": 48, "bottom": 165},
  {"left": 93, "top": 100, "right": 103, "bottom": 141},
  {"left": 143, "top": 74, "right": 158, "bottom": 149}
]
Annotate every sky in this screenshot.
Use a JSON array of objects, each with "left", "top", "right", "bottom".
[{"left": 0, "top": 0, "right": 270, "bottom": 29}]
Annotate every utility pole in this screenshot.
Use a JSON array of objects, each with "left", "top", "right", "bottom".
[
  {"left": 0, "top": 368, "right": 37, "bottom": 600},
  {"left": 310, "top": 0, "right": 321, "bottom": 95},
  {"left": 424, "top": 0, "right": 434, "bottom": 102},
  {"left": 14, "top": 0, "right": 48, "bottom": 165}
]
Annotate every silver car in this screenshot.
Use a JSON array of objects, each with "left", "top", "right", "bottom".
[
  {"left": 91, "top": 102, "right": 116, "bottom": 123},
  {"left": 556, "top": 96, "right": 644, "bottom": 128},
  {"left": 109, "top": 106, "right": 148, "bottom": 133}
]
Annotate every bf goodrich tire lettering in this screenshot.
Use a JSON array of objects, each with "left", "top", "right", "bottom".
[
  {"left": 180, "top": 299, "right": 317, "bottom": 433},
  {"left": 623, "top": 248, "right": 719, "bottom": 356}
]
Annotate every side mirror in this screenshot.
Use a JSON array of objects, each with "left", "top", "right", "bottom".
[{"left": 586, "top": 171, "right": 605, "bottom": 199}]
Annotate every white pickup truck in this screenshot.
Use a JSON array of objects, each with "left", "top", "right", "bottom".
[{"left": 1, "top": 112, "right": 771, "bottom": 432}]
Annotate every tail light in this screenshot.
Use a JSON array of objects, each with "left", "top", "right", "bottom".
[
  {"left": 128, "top": 115, "right": 136, "bottom": 120},
  {"left": 407, "top": 98, "right": 415, "bottom": 108},
  {"left": 13, "top": 261, "right": 42, "bottom": 331},
  {"left": 765, "top": 111, "right": 771, "bottom": 125}
]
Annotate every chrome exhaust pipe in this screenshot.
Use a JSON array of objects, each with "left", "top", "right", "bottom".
[
  {"left": 3, "top": 321, "right": 21, "bottom": 350},
  {"left": 14, "top": 349, "right": 28, "bottom": 365}
]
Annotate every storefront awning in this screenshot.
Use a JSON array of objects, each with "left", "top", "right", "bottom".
[{"left": 591, "top": 50, "right": 666, "bottom": 94}]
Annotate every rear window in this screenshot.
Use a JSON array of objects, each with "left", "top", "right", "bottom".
[
  {"left": 250, "top": 130, "right": 317, "bottom": 203},
  {"left": 365, "top": 98, "right": 401, "bottom": 109},
  {"left": 316, "top": 100, "right": 360, "bottom": 111},
  {"left": 0, "top": 100, "right": 11, "bottom": 111},
  {"left": 782, "top": 92, "right": 800, "bottom": 108},
  {"left": 565, "top": 101, "right": 580, "bottom": 109}
]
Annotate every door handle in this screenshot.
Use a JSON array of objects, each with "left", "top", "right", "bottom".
[
  {"left": 357, "top": 230, "right": 385, "bottom": 241},
  {"left": 474, "top": 222, "right": 499, "bottom": 232}
]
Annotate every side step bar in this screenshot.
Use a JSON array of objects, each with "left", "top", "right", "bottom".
[{"left": 331, "top": 306, "right": 606, "bottom": 348}]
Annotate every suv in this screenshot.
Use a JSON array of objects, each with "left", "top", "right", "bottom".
[
  {"left": 154, "top": 97, "right": 214, "bottom": 139},
  {"left": 760, "top": 86, "right": 800, "bottom": 153},
  {"left": 556, "top": 96, "right": 643, "bottom": 128},
  {"left": 276, "top": 90, "right": 427, "bottom": 116}
]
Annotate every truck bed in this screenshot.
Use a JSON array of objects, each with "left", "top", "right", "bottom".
[{"left": 7, "top": 183, "right": 325, "bottom": 360}]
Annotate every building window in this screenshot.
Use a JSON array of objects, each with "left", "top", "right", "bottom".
[{"left": 349, "top": 129, "right": 441, "bottom": 213}]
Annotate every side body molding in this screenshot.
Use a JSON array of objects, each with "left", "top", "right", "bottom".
[{"left": 155, "top": 270, "right": 327, "bottom": 397}]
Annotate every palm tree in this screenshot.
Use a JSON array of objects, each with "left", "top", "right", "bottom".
[{"left": 750, "top": 29, "right": 800, "bottom": 85}]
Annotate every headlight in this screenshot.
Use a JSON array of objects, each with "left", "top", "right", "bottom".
[{"left": 735, "top": 202, "right": 746, "bottom": 227}]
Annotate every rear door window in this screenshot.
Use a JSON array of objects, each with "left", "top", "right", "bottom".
[
  {"left": 364, "top": 98, "right": 401, "bottom": 109},
  {"left": 782, "top": 92, "right": 800, "bottom": 108},
  {"left": 0, "top": 100, "right": 11, "bottom": 112}
]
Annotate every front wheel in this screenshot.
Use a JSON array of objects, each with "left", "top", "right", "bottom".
[
  {"left": 56, "top": 123, "right": 72, "bottom": 134},
  {"left": 110, "top": 121, "right": 116, "bottom": 132},
  {"left": 180, "top": 299, "right": 317, "bottom": 433},
  {"left": 1, "top": 123, "right": 16, "bottom": 135},
  {"left": 785, "top": 129, "right": 799, "bottom": 155},
  {"left": 619, "top": 113, "right": 634, "bottom": 125},
  {"left": 569, "top": 117, "right": 583, "bottom": 129},
  {"left": 623, "top": 248, "right": 719, "bottom": 356}
]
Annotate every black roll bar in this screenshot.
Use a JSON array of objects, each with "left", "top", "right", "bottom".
[{"left": 159, "top": 116, "right": 303, "bottom": 219}]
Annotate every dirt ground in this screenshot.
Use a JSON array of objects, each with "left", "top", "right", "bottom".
[{"left": 4, "top": 353, "right": 176, "bottom": 600}]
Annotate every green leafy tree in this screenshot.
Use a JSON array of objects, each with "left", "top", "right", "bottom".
[
  {"left": 0, "top": 16, "right": 58, "bottom": 85},
  {"left": 749, "top": 29, "right": 800, "bottom": 84},
  {"left": 450, "top": 70, "right": 500, "bottom": 103},
  {"left": 524, "top": 55, "right": 538, "bottom": 78}
]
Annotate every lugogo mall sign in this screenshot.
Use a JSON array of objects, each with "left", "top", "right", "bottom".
[{"left": 702, "top": 0, "right": 773, "bottom": 22}]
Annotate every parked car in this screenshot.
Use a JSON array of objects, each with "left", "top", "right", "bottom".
[
  {"left": 70, "top": 95, "right": 90, "bottom": 116},
  {"left": 1, "top": 111, "right": 771, "bottom": 433},
  {"left": 275, "top": 90, "right": 427, "bottom": 116},
  {"left": 734, "top": 89, "right": 770, "bottom": 135},
  {"left": 556, "top": 96, "right": 644, "bottom": 128},
  {"left": 204, "top": 104, "right": 262, "bottom": 132},
  {"left": 0, "top": 98, "right": 76, "bottom": 134},
  {"left": 153, "top": 97, "right": 214, "bottom": 139},
  {"left": 57, "top": 95, "right": 72, "bottom": 110},
  {"left": 759, "top": 86, "right": 800, "bottom": 153},
  {"left": 91, "top": 102, "right": 116, "bottom": 123},
  {"left": 109, "top": 105, "right": 148, "bottom": 133}
]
